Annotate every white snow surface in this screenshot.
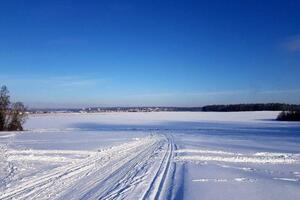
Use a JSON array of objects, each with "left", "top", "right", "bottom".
[{"left": 1, "top": 111, "right": 300, "bottom": 200}]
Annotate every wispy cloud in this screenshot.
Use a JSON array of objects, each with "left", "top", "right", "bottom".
[
  {"left": 121, "top": 89, "right": 300, "bottom": 106},
  {"left": 1, "top": 75, "right": 108, "bottom": 88},
  {"left": 283, "top": 35, "right": 300, "bottom": 52},
  {"left": 125, "top": 89, "right": 300, "bottom": 99},
  {"left": 2, "top": 74, "right": 299, "bottom": 107},
  {"left": 45, "top": 76, "right": 105, "bottom": 87},
  {"left": 257, "top": 89, "right": 300, "bottom": 94}
]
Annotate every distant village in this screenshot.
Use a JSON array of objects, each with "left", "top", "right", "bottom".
[
  {"left": 28, "top": 107, "right": 203, "bottom": 114},
  {"left": 28, "top": 103, "right": 300, "bottom": 114}
]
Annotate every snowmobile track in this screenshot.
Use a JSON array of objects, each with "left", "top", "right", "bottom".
[{"left": 0, "top": 134, "right": 175, "bottom": 200}]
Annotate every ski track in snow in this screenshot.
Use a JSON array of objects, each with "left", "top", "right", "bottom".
[{"left": 0, "top": 134, "right": 175, "bottom": 200}]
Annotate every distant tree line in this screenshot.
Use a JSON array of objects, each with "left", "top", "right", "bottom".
[
  {"left": 0, "top": 85, "right": 27, "bottom": 131},
  {"left": 202, "top": 103, "right": 300, "bottom": 112},
  {"left": 277, "top": 110, "right": 300, "bottom": 121}
]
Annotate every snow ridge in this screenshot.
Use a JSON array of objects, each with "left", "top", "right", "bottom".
[{"left": 175, "top": 149, "right": 300, "bottom": 164}]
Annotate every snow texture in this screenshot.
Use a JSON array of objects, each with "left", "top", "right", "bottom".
[{"left": 1, "top": 111, "right": 300, "bottom": 200}]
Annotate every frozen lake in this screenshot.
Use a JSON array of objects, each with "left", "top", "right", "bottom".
[{"left": 1, "top": 111, "right": 300, "bottom": 199}]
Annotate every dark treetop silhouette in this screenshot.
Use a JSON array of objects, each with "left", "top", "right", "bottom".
[{"left": 0, "top": 85, "right": 27, "bottom": 131}]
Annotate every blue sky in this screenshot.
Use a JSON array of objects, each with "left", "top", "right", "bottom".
[{"left": 1, "top": 0, "right": 300, "bottom": 108}]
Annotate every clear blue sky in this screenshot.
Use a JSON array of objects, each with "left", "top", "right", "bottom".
[{"left": 1, "top": 0, "right": 300, "bottom": 108}]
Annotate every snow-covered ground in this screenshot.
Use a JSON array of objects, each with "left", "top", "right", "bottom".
[{"left": 1, "top": 111, "right": 300, "bottom": 200}]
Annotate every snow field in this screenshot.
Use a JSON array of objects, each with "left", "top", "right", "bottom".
[{"left": 1, "top": 111, "right": 300, "bottom": 200}]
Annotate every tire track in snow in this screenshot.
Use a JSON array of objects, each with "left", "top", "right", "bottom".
[
  {"left": 78, "top": 138, "right": 163, "bottom": 200},
  {"left": 0, "top": 134, "right": 175, "bottom": 200},
  {"left": 141, "top": 134, "right": 175, "bottom": 200},
  {"left": 1, "top": 136, "right": 156, "bottom": 199}
]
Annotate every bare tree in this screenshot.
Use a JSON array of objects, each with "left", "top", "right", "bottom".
[{"left": 0, "top": 85, "right": 27, "bottom": 131}]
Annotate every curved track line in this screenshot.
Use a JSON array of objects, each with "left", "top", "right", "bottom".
[{"left": 141, "top": 134, "right": 175, "bottom": 200}]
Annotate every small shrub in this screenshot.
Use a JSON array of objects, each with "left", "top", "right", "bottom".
[{"left": 0, "top": 85, "right": 27, "bottom": 131}]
